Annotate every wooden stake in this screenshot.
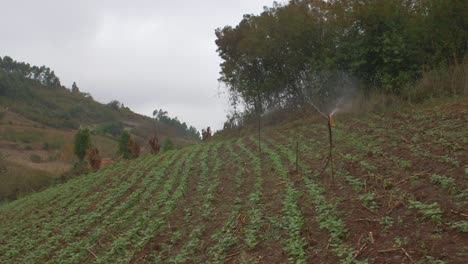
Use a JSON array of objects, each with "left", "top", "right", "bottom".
[
  {"left": 295, "top": 139, "right": 299, "bottom": 172},
  {"left": 328, "top": 117, "right": 334, "bottom": 182}
]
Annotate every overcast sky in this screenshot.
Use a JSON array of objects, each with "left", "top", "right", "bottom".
[{"left": 0, "top": 0, "right": 282, "bottom": 131}]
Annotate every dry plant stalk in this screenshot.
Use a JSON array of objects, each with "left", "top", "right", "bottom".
[
  {"left": 202, "top": 126, "right": 212, "bottom": 142},
  {"left": 128, "top": 137, "right": 140, "bottom": 159},
  {"left": 148, "top": 135, "right": 160, "bottom": 154},
  {"left": 87, "top": 148, "right": 101, "bottom": 171}
]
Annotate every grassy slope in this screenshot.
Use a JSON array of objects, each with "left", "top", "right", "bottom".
[
  {"left": 0, "top": 98, "right": 466, "bottom": 263},
  {"left": 0, "top": 71, "right": 198, "bottom": 200}
]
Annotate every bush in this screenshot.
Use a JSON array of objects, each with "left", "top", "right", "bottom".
[
  {"left": 73, "top": 128, "right": 91, "bottom": 161},
  {"left": 118, "top": 131, "right": 131, "bottom": 159},
  {"left": 162, "top": 138, "right": 175, "bottom": 152},
  {"left": 96, "top": 122, "right": 124, "bottom": 137}
]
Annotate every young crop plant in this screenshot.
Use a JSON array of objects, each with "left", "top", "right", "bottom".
[
  {"left": 408, "top": 200, "right": 443, "bottom": 225},
  {"left": 392, "top": 236, "right": 409, "bottom": 248},
  {"left": 261, "top": 140, "right": 307, "bottom": 263},
  {"left": 50, "top": 151, "right": 181, "bottom": 263},
  {"left": 238, "top": 136, "right": 264, "bottom": 250},
  {"left": 169, "top": 142, "right": 224, "bottom": 263},
  {"left": 380, "top": 216, "right": 394, "bottom": 232},
  {"left": 141, "top": 145, "right": 205, "bottom": 263},
  {"left": 430, "top": 174, "right": 456, "bottom": 192},
  {"left": 272, "top": 130, "right": 367, "bottom": 264},
  {"left": 5, "top": 155, "right": 160, "bottom": 263},
  {"left": 44, "top": 153, "right": 170, "bottom": 263},
  {"left": 208, "top": 140, "right": 246, "bottom": 262},
  {"left": 97, "top": 147, "right": 201, "bottom": 263},
  {"left": 449, "top": 221, "right": 468, "bottom": 233},
  {"left": 359, "top": 192, "right": 378, "bottom": 211}
]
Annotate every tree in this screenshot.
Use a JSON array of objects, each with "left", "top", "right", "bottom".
[
  {"left": 73, "top": 128, "right": 91, "bottom": 161},
  {"left": 71, "top": 82, "right": 80, "bottom": 93},
  {"left": 107, "top": 100, "right": 123, "bottom": 110},
  {"left": 162, "top": 138, "right": 175, "bottom": 152},
  {"left": 118, "top": 131, "right": 131, "bottom": 159},
  {"left": 215, "top": 0, "right": 468, "bottom": 109}
]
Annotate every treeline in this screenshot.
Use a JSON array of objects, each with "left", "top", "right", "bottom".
[
  {"left": 0, "top": 56, "right": 61, "bottom": 88},
  {"left": 153, "top": 109, "right": 200, "bottom": 140},
  {"left": 216, "top": 0, "right": 467, "bottom": 115}
]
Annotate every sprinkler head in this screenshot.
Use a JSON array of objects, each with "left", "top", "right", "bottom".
[{"left": 329, "top": 114, "right": 336, "bottom": 127}]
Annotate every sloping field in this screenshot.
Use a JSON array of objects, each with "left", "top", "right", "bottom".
[{"left": 0, "top": 99, "right": 466, "bottom": 263}]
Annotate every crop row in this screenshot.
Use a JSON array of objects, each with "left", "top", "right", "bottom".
[{"left": 167, "top": 141, "right": 224, "bottom": 263}]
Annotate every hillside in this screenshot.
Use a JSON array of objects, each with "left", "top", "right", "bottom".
[
  {"left": 0, "top": 98, "right": 466, "bottom": 263},
  {"left": 0, "top": 56, "right": 200, "bottom": 200}
]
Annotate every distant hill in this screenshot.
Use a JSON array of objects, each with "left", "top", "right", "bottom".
[
  {"left": 0, "top": 55, "right": 200, "bottom": 200},
  {"left": 0, "top": 55, "right": 200, "bottom": 141}
]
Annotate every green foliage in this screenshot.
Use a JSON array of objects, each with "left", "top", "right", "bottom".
[
  {"left": 215, "top": 0, "right": 467, "bottom": 112},
  {"left": 162, "top": 138, "right": 175, "bottom": 152},
  {"left": 96, "top": 122, "right": 124, "bottom": 137},
  {"left": 449, "top": 221, "right": 468, "bottom": 233},
  {"left": 392, "top": 236, "right": 409, "bottom": 248},
  {"left": 73, "top": 128, "right": 91, "bottom": 161},
  {"left": 153, "top": 109, "right": 200, "bottom": 140},
  {"left": 118, "top": 131, "right": 131, "bottom": 159},
  {"left": 380, "top": 216, "right": 394, "bottom": 232},
  {"left": 65, "top": 160, "right": 90, "bottom": 178},
  {"left": 408, "top": 200, "right": 443, "bottom": 225},
  {"left": 423, "top": 256, "right": 446, "bottom": 264},
  {"left": 359, "top": 192, "right": 378, "bottom": 211},
  {"left": 431, "top": 174, "right": 456, "bottom": 191}
]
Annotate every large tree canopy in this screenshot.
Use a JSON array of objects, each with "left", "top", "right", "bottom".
[{"left": 216, "top": 0, "right": 467, "bottom": 112}]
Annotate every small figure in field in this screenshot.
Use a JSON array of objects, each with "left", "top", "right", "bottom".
[
  {"left": 87, "top": 148, "right": 102, "bottom": 171},
  {"left": 148, "top": 135, "right": 160, "bottom": 154},
  {"left": 202, "top": 126, "right": 212, "bottom": 142},
  {"left": 128, "top": 137, "right": 140, "bottom": 159}
]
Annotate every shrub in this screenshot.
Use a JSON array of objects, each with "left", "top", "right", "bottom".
[
  {"left": 118, "top": 131, "right": 131, "bottom": 159},
  {"left": 73, "top": 128, "right": 91, "bottom": 161},
  {"left": 162, "top": 138, "right": 175, "bottom": 152}
]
